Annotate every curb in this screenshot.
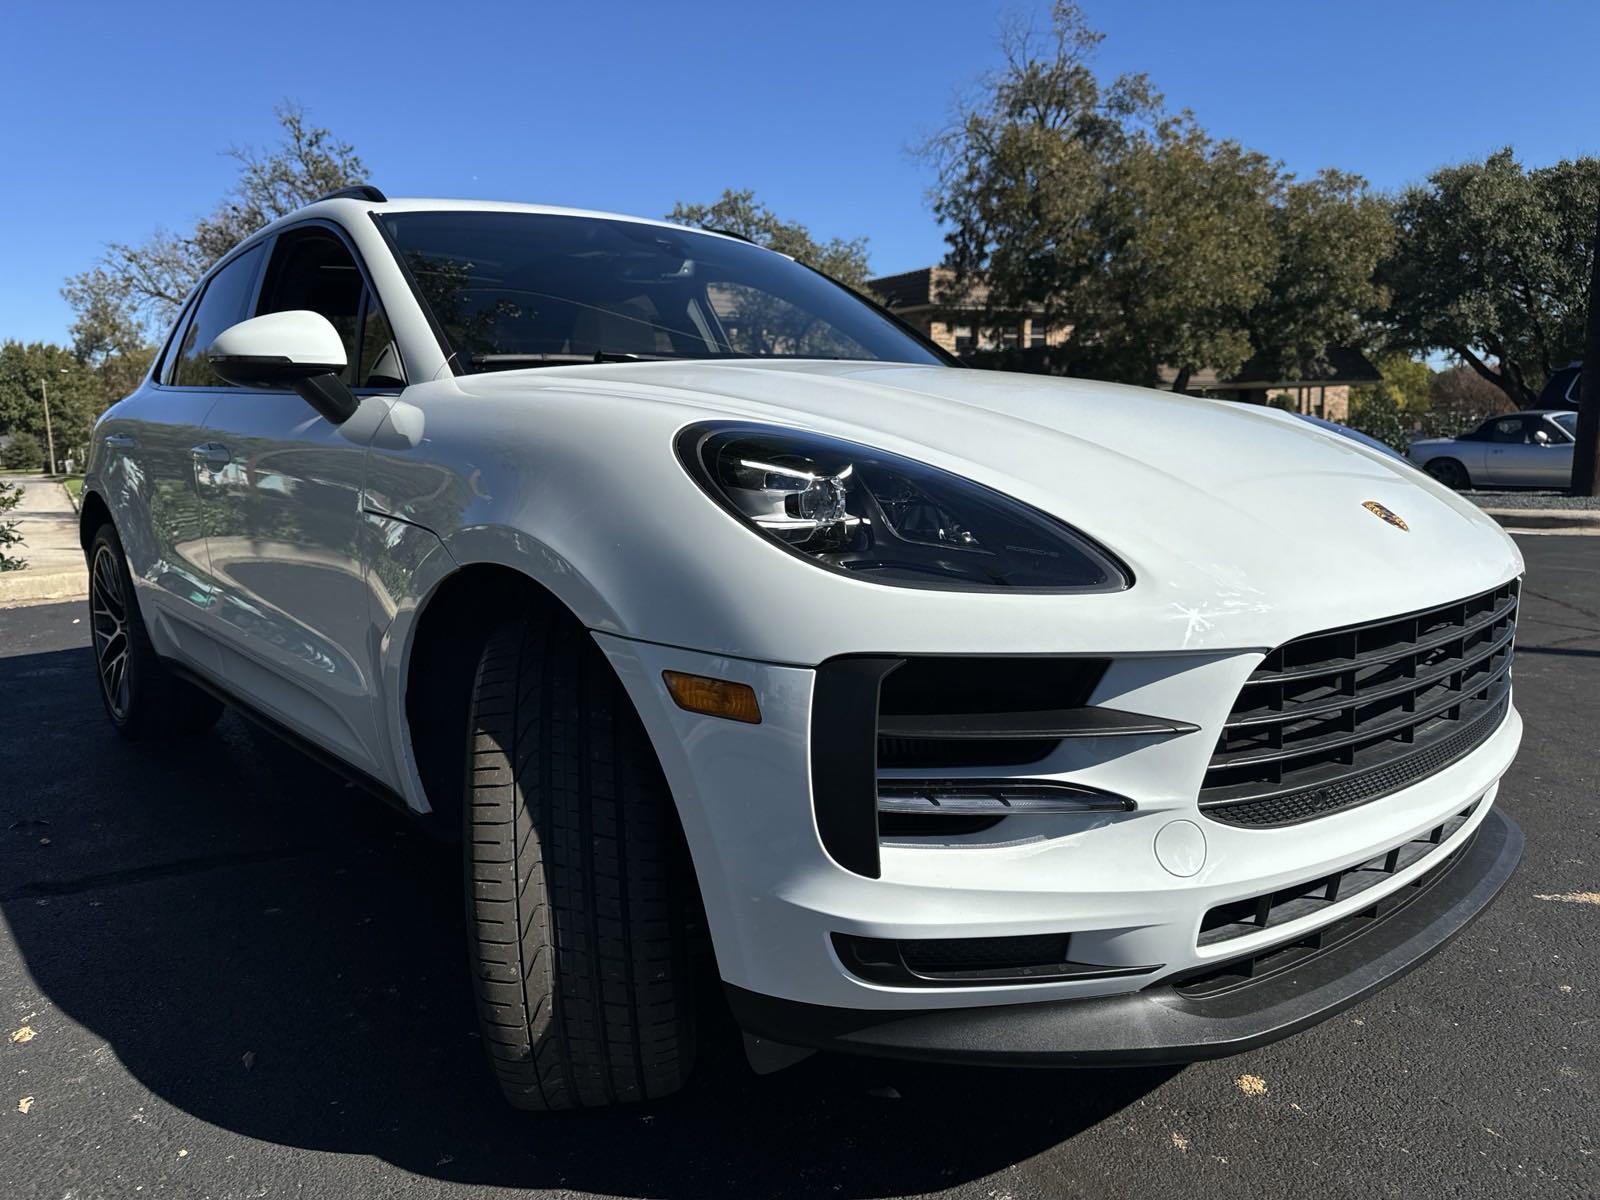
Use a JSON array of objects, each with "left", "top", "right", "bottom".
[
  {"left": 1480, "top": 507, "right": 1600, "bottom": 533},
  {"left": 0, "top": 567, "right": 88, "bottom": 607}
]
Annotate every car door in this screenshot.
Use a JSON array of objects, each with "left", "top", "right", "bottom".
[
  {"left": 195, "top": 222, "right": 404, "bottom": 779},
  {"left": 1536, "top": 414, "right": 1576, "bottom": 487},
  {"left": 1481, "top": 416, "right": 1544, "bottom": 486},
  {"left": 109, "top": 242, "right": 268, "bottom": 672}
]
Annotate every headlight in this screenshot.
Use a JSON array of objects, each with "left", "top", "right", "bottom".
[{"left": 677, "top": 424, "right": 1131, "bottom": 591}]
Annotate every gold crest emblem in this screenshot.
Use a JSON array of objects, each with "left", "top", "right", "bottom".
[{"left": 1362, "top": 500, "right": 1408, "bottom": 531}]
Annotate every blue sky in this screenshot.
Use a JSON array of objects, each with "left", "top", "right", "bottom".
[{"left": 4, "top": 0, "right": 1598, "bottom": 346}]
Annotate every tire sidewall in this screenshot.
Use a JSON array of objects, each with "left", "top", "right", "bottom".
[{"left": 88, "top": 525, "right": 139, "bottom": 732}]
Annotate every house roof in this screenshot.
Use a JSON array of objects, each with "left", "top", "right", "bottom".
[
  {"left": 1226, "top": 346, "right": 1383, "bottom": 388},
  {"left": 868, "top": 267, "right": 944, "bottom": 310},
  {"left": 1158, "top": 347, "right": 1382, "bottom": 391}
]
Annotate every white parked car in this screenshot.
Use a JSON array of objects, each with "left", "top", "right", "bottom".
[
  {"left": 82, "top": 188, "right": 1525, "bottom": 1111},
  {"left": 1408, "top": 410, "right": 1578, "bottom": 489}
]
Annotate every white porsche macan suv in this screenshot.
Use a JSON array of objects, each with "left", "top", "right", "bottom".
[{"left": 81, "top": 187, "right": 1525, "bottom": 1111}]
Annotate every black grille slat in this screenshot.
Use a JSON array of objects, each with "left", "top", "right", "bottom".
[
  {"left": 1224, "top": 621, "right": 1517, "bottom": 729},
  {"left": 1201, "top": 581, "right": 1517, "bottom": 827},
  {"left": 1216, "top": 653, "right": 1512, "bottom": 769},
  {"left": 1241, "top": 589, "right": 1517, "bottom": 686}
]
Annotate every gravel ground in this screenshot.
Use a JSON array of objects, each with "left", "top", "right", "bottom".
[
  {"left": 0, "top": 535, "right": 1595, "bottom": 1200},
  {"left": 1460, "top": 490, "right": 1600, "bottom": 509}
]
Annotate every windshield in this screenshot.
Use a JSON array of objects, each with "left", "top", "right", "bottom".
[
  {"left": 377, "top": 211, "right": 945, "bottom": 373},
  {"left": 1550, "top": 412, "right": 1577, "bottom": 437}
]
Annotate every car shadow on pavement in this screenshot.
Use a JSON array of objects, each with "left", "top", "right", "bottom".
[{"left": 1, "top": 644, "right": 1176, "bottom": 1198}]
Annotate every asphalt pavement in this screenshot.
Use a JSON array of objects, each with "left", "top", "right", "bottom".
[{"left": 0, "top": 535, "right": 1595, "bottom": 1200}]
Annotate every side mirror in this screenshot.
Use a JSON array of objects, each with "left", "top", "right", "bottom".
[
  {"left": 1533, "top": 428, "right": 1552, "bottom": 446},
  {"left": 207, "top": 311, "right": 360, "bottom": 424}
]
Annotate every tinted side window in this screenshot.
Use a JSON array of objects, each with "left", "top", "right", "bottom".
[
  {"left": 154, "top": 295, "right": 199, "bottom": 385},
  {"left": 1487, "top": 418, "right": 1526, "bottom": 444},
  {"left": 170, "top": 244, "right": 267, "bottom": 387},
  {"left": 256, "top": 230, "right": 364, "bottom": 384}
]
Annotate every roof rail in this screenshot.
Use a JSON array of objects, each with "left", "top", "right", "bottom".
[{"left": 315, "top": 184, "right": 387, "bottom": 203}]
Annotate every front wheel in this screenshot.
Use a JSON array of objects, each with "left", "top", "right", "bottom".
[
  {"left": 464, "top": 614, "right": 696, "bottom": 1111},
  {"left": 87, "top": 523, "right": 223, "bottom": 739},
  {"left": 1424, "top": 457, "right": 1471, "bottom": 490}
]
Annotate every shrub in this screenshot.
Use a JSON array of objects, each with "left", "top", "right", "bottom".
[
  {"left": 1345, "top": 391, "right": 1412, "bottom": 453},
  {"left": 0, "top": 478, "right": 25, "bottom": 571},
  {"left": 2, "top": 432, "right": 42, "bottom": 471}
]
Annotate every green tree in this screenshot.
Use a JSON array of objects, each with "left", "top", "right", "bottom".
[
  {"left": 923, "top": 3, "right": 1381, "bottom": 392},
  {"left": 0, "top": 342, "right": 103, "bottom": 466},
  {"left": 1252, "top": 170, "right": 1393, "bottom": 380},
  {"left": 1384, "top": 148, "right": 1600, "bottom": 407},
  {"left": 2, "top": 431, "right": 43, "bottom": 471},
  {"left": 0, "top": 479, "right": 24, "bottom": 571},
  {"left": 666, "top": 189, "right": 872, "bottom": 290},
  {"left": 62, "top": 103, "right": 369, "bottom": 353},
  {"left": 1349, "top": 351, "right": 1433, "bottom": 417}
]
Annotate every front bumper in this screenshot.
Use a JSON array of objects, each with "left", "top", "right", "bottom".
[
  {"left": 596, "top": 615, "right": 1524, "bottom": 1068},
  {"left": 732, "top": 809, "right": 1516, "bottom": 1068},
  {"left": 726, "top": 806, "right": 1522, "bottom": 1064}
]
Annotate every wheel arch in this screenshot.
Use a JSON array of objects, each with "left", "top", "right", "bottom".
[
  {"left": 1426, "top": 456, "right": 1472, "bottom": 488},
  {"left": 78, "top": 487, "right": 113, "bottom": 550},
  {"left": 400, "top": 561, "right": 568, "bottom": 829}
]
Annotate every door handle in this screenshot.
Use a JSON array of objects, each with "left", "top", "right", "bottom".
[{"left": 190, "top": 443, "right": 232, "bottom": 471}]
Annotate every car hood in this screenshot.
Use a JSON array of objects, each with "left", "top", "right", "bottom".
[{"left": 452, "top": 360, "right": 1523, "bottom": 648}]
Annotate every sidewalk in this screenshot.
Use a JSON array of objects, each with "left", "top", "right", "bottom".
[{"left": 0, "top": 473, "right": 87, "bottom": 606}]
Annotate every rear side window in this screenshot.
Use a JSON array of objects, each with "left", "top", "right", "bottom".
[{"left": 168, "top": 244, "right": 267, "bottom": 387}]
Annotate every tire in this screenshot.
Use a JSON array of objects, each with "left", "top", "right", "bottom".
[
  {"left": 464, "top": 615, "right": 696, "bottom": 1111},
  {"left": 87, "top": 523, "right": 223, "bottom": 740},
  {"left": 1424, "top": 457, "right": 1471, "bottom": 490}
]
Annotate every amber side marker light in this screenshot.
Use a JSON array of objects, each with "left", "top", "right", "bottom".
[{"left": 662, "top": 671, "right": 762, "bottom": 724}]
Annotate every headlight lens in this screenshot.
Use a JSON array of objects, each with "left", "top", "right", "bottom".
[{"left": 678, "top": 424, "right": 1130, "bottom": 591}]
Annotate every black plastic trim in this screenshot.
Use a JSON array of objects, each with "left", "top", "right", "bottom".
[
  {"left": 726, "top": 807, "right": 1522, "bottom": 1066},
  {"left": 811, "top": 656, "right": 902, "bottom": 878},
  {"left": 878, "top": 706, "right": 1197, "bottom": 740},
  {"left": 876, "top": 778, "right": 1134, "bottom": 815},
  {"left": 832, "top": 932, "right": 1161, "bottom": 988},
  {"left": 316, "top": 184, "right": 387, "bottom": 203},
  {"left": 162, "top": 661, "right": 411, "bottom": 818}
]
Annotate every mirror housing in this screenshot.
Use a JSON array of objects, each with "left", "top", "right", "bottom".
[
  {"left": 1533, "top": 428, "right": 1552, "bottom": 446},
  {"left": 207, "top": 311, "right": 360, "bottom": 424}
]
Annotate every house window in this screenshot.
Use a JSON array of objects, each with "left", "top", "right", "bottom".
[
  {"left": 1001, "top": 326, "right": 1020, "bottom": 349},
  {"left": 953, "top": 324, "right": 973, "bottom": 355},
  {"left": 1028, "top": 322, "right": 1047, "bottom": 349}
]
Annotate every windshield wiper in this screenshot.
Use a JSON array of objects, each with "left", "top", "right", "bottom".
[{"left": 468, "top": 350, "right": 678, "bottom": 370}]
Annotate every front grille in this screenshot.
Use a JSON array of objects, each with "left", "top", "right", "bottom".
[
  {"left": 1173, "top": 824, "right": 1479, "bottom": 998},
  {"left": 1197, "top": 802, "right": 1479, "bottom": 946},
  {"left": 1201, "top": 581, "right": 1517, "bottom": 827}
]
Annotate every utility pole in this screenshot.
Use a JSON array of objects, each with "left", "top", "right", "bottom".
[
  {"left": 1574, "top": 200, "right": 1600, "bottom": 496},
  {"left": 40, "top": 375, "right": 57, "bottom": 477}
]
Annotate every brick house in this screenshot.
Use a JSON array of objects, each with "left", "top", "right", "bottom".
[
  {"left": 870, "top": 265, "right": 1379, "bottom": 419},
  {"left": 867, "top": 266, "right": 1071, "bottom": 357}
]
